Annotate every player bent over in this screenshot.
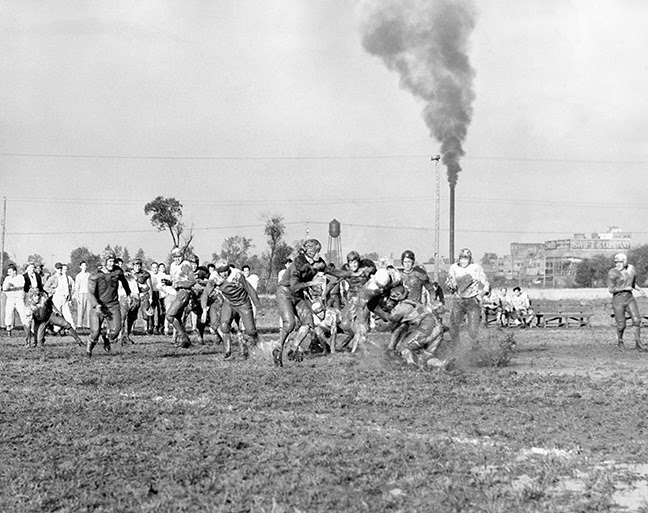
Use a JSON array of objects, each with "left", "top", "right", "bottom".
[
  {"left": 351, "top": 267, "right": 403, "bottom": 353},
  {"left": 310, "top": 300, "right": 339, "bottom": 353},
  {"left": 608, "top": 253, "right": 646, "bottom": 351},
  {"left": 25, "top": 289, "right": 84, "bottom": 348},
  {"left": 87, "top": 254, "right": 134, "bottom": 357},
  {"left": 201, "top": 259, "right": 259, "bottom": 360},
  {"left": 273, "top": 239, "right": 327, "bottom": 367},
  {"left": 387, "top": 298, "right": 450, "bottom": 369}
]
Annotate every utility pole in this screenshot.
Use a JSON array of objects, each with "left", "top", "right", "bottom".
[
  {"left": 431, "top": 155, "right": 441, "bottom": 281},
  {"left": 0, "top": 196, "right": 5, "bottom": 278}
]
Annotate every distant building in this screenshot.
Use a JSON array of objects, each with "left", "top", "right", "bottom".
[{"left": 544, "top": 227, "right": 632, "bottom": 285}]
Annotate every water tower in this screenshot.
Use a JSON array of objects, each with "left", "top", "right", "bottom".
[{"left": 327, "top": 218, "right": 342, "bottom": 268}]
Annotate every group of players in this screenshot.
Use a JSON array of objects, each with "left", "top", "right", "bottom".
[{"left": 7, "top": 239, "right": 494, "bottom": 369}]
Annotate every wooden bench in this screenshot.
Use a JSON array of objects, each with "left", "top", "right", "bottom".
[
  {"left": 605, "top": 296, "right": 648, "bottom": 327},
  {"left": 534, "top": 300, "right": 593, "bottom": 328}
]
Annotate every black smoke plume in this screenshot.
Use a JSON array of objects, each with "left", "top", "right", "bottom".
[{"left": 360, "top": 0, "right": 477, "bottom": 187}]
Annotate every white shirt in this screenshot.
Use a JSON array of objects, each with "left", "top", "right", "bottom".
[
  {"left": 2, "top": 275, "right": 25, "bottom": 299},
  {"left": 75, "top": 270, "right": 90, "bottom": 294}
]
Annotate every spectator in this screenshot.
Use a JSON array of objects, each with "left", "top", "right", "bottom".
[
  {"left": 510, "top": 286, "right": 534, "bottom": 328},
  {"left": 44, "top": 262, "right": 76, "bottom": 331},
  {"left": 75, "top": 261, "right": 91, "bottom": 329},
  {"left": 23, "top": 262, "right": 44, "bottom": 293},
  {"left": 2, "top": 264, "right": 29, "bottom": 341}
]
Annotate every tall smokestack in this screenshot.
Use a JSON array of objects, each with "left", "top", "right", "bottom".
[
  {"left": 449, "top": 184, "right": 455, "bottom": 260},
  {"left": 359, "top": 0, "right": 476, "bottom": 257}
]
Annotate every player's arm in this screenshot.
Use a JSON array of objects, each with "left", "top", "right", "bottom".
[
  {"left": 201, "top": 280, "right": 216, "bottom": 311},
  {"left": 607, "top": 269, "right": 623, "bottom": 294},
  {"left": 87, "top": 275, "right": 101, "bottom": 309},
  {"left": 242, "top": 275, "right": 260, "bottom": 309}
]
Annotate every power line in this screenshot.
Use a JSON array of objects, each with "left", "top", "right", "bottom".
[
  {"left": 5, "top": 194, "right": 648, "bottom": 210},
  {"left": 1, "top": 151, "right": 646, "bottom": 165},
  {"left": 7, "top": 222, "right": 648, "bottom": 237}
]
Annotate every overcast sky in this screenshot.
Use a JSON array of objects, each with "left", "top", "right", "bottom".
[{"left": 1, "top": 0, "right": 647, "bottom": 268}]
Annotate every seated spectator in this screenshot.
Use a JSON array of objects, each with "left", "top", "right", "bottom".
[
  {"left": 497, "top": 287, "right": 513, "bottom": 327},
  {"left": 510, "top": 286, "right": 535, "bottom": 328}
]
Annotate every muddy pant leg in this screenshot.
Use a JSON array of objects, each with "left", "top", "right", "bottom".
[
  {"left": 220, "top": 303, "right": 234, "bottom": 356},
  {"left": 613, "top": 293, "right": 630, "bottom": 344},
  {"left": 166, "top": 290, "right": 191, "bottom": 340},
  {"left": 388, "top": 323, "right": 409, "bottom": 351},
  {"left": 276, "top": 289, "right": 297, "bottom": 352},
  {"left": 449, "top": 300, "right": 467, "bottom": 343},
  {"left": 236, "top": 302, "right": 258, "bottom": 347},
  {"left": 49, "top": 312, "right": 82, "bottom": 345},
  {"left": 466, "top": 298, "right": 482, "bottom": 340},
  {"left": 104, "top": 302, "right": 122, "bottom": 344},
  {"left": 35, "top": 320, "right": 48, "bottom": 347},
  {"left": 627, "top": 297, "right": 645, "bottom": 350},
  {"left": 289, "top": 298, "right": 313, "bottom": 353}
]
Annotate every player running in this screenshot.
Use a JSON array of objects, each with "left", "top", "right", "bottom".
[
  {"left": 201, "top": 259, "right": 259, "bottom": 360},
  {"left": 399, "top": 250, "right": 444, "bottom": 304},
  {"left": 324, "top": 251, "right": 376, "bottom": 351},
  {"left": 446, "top": 248, "right": 490, "bottom": 345},
  {"left": 87, "top": 254, "right": 134, "bottom": 357},
  {"left": 163, "top": 247, "right": 196, "bottom": 348}
]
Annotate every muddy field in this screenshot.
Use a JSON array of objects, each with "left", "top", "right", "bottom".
[{"left": 2, "top": 297, "right": 648, "bottom": 512}]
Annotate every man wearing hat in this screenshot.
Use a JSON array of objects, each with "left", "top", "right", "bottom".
[
  {"left": 446, "top": 248, "right": 490, "bottom": 345},
  {"left": 163, "top": 247, "right": 196, "bottom": 348},
  {"left": 86, "top": 253, "right": 134, "bottom": 356},
  {"left": 44, "top": 262, "right": 76, "bottom": 332}
]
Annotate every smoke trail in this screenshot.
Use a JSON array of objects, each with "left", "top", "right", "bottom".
[{"left": 360, "top": 0, "right": 477, "bottom": 187}]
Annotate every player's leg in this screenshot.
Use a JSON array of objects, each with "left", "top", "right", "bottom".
[
  {"left": 220, "top": 302, "right": 235, "bottom": 360},
  {"left": 48, "top": 312, "right": 83, "bottom": 346},
  {"left": 627, "top": 297, "right": 645, "bottom": 351},
  {"left": 612, "top": 294, "right": 628, "bottom": 349},
  {"left": 273, "top": 290, "right": 297, "bottom": 367},
  {"left": 166, "top": 290, "right": 191, "bottom": 347},
  {"left": 466, "top": 298, "right": 482, "bottom": 340},
  {"left": 208, "top": 299, "right": 224, "bottom": 345}
]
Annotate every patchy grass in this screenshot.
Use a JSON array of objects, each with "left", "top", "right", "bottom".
[{"left": 2, "top": 310, "right": 648, "bottom": 511}]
